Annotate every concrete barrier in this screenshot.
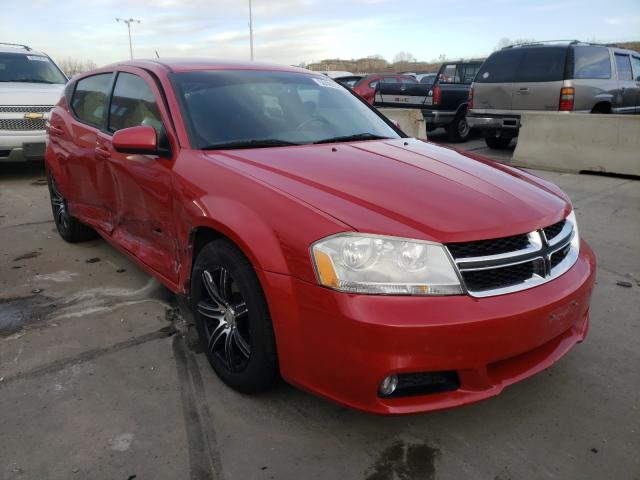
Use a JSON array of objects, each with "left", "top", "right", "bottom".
[
  {"left": 513, "top": 112, "right": 640, "bottom": 176},
  {"left": 378, "top": 108, "right": 427, "bottom": 139}
]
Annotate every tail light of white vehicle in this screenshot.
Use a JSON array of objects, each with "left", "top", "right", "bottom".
[
  {"left": 559, "top": 87, "right": 575, "bottom": 111},
  {"left": 433, "top": 85, "right": 442, "bottom": 106},
  {"left": 468, "top": 85, "right": 474, "bottom": 110}
]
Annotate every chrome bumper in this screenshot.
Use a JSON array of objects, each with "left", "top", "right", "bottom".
[{"left": 467, "top": 115, "right": 520, "bottom": 130}]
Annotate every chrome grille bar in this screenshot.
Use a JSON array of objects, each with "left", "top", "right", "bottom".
[{"left": 447, "top": 215, "right": 579, "bottom": 298}]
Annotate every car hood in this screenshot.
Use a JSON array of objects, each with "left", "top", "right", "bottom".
[
  {"left": 0, "top": 82, "right": 65, "bottom": 106},
  {"left": 208, "top": 138, "right": 570, "bottom": 243}
]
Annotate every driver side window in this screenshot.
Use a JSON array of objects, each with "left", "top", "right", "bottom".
[{"left": 108, "top": 72, "right": 163, "bottom": 135}]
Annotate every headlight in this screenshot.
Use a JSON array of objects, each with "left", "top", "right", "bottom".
[
  {"left": 567, "top": 210, "right": 580, "bottom": 253},
  {"left": 310, "top": 233, "right": 463, "bottom": 295}
]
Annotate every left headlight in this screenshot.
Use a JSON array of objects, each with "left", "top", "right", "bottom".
[{"left": 310, "top": 233, "right": 463, "bottom": 295}]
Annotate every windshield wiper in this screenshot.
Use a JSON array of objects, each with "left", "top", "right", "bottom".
[
  {"left": 201, "top": 139, "right": 299, "bottom": 150},
  {"left": 313, "top": 133, "right": 392, "bottom": 144}
]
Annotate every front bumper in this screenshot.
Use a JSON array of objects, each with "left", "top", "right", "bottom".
[
  {"left": 0, "top": 131, "right": 47, "bottom": 162},
  {"left": 467, "top": 114, "right": 520, "bottom": 131},
  {"left": 261, "top": 240, "right": 596, "bottom": 414}
]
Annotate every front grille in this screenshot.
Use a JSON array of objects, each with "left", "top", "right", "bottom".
[
  {"left": 447, "top": 217, "right": 578, "bottom": 297},
  {"left": 0, "top": 119, "right": 47, "bottom": 131},
  {"left": 0, "top": 105, "right": 52, "bottom": 113},
  {"left": 447, "top": 233, "right": 530, "bottom": 258},
  {"left": 462, "top": 259, "right": 544, "bottom": 292},
  {"left": 550, "top": 243, "right": 571, "bottom": 269},
  {"left": 543, "top": 220, "right": 566, "bottom": 241}
]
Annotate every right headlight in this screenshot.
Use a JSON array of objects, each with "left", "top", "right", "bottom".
[
  {"left": 310, "top": 233, "right": 463, "bottom": 296},
  {"left": 567, "top": 210, "right": 580, "bottom": 254}
]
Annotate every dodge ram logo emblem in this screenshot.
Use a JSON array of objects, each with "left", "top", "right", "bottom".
[{"left": 24, "top": 112, "right": 44, "bottom": 120}]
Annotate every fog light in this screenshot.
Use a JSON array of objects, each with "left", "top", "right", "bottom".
[{"left": 379, "top": 375, "right": 398, "bottom": 397}]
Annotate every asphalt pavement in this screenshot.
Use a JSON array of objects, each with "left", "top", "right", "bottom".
[{"left": 1, "top": 138, "right": 639, "bottom": 480}]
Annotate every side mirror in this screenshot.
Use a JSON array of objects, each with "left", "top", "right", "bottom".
[{"left": 112, "top": 125, "right": 169, "bottom": 157}]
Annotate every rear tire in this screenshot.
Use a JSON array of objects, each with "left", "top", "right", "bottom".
[
  {"left": 485, "top": 135, "right": 512, "bottom": 149},
  {"left": 47, "top": 171, "right": 97, "bottom": 243},
  {"left": 446, "top": 113, "right": 471, "bottom": 142},
  {"left": 190, "top": 239, "right": 279, "bottom": 393}
]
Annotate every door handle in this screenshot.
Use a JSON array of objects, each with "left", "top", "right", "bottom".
[{"left": 95, "top": 146, "right": 111, "bottom": 158}]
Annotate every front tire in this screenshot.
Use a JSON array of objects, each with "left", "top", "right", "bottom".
[
  {"left": 190, "top": 239, "right": 278, "bottom": 393},
  {"left": 47, "top": 171, "right": 97, "bottom": 243}
]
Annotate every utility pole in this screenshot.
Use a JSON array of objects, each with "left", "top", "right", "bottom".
[
  {"left": 248, "top": 0, "right": 254, "bottom": 61},
  {"left": 115, "top": 17, "right": 141, "bottom": 60}
]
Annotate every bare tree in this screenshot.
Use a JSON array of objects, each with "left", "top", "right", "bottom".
[
  {"left": 57, "top": 58, "right": 97, "bottom": 77},
  {"left": 494, "top": 37, "right": 537, "bottom": 50},
  {"left": 393, "top": 51, "right": 416, "bottom": 63}
]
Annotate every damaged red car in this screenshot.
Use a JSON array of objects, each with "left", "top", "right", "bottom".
[{"left": 45, "top": 60, "right": 596, "bottom": 414}]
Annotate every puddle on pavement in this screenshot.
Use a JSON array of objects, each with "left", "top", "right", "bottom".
[
  {"left": 0, "top": 294, "right": 57, "bottom": 337},
  {"left": 365, "top": 440, "right": 439, "bottom": 480}
]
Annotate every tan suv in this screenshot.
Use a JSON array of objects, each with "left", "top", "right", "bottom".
[{"left": 467, "top": 41, "right": 640, "bottom": 149}]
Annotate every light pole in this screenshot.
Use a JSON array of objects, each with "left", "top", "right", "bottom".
[
  {"left": 115, "top": 17, "right": 141, "bottom": 60},
  {"left": 248, "top": 0, "right": 254, "bottom": 61}
]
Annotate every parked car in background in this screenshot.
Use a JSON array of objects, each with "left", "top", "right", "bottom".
[
  {"left": 334, "top": 75, "right": 364, "bottom": 88},
  {"left": 420, "top": 61, "right": 482, "bottom": 141},
  {"left": 418, "top": 73, "right": 437, "bottom": 85},
  {"left": 0, "top": 43, "right": 67, "bottom": 162},
  {"left": 468, "top": 41, "right": 640, "bottom": 149},
  {"left": 319, "top": 70, "right": 354, "bottom": 79},
  {"left": 351, "top": 74, "right": 418, "bottom": 104},
  {"left": 46, "top": 59, "right": 595, "bottom": 414}
]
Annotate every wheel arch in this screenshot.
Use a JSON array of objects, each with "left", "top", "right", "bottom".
[
  {"left": 590, "top": 101, "right": 611, "bottom": 114},
  {"left": 455, "top": 102, "right": 469, "bottom": 117}
]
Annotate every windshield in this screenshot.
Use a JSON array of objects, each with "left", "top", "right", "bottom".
[
  {"left": 172, "top": 70, "right": 400, "bottom": 149},
  {"left": 0, "top": 52, "right": 67, "bottom": 84}
]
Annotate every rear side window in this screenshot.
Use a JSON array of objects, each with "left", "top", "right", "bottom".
[
  {"left": 475, "top": 49, "right": 524, "bottom": 83},
  {"left": 631, "top": 56, "right": 640, "bottom": 81},
  {"left": 460, "top": 64, "right": 480, "bottom": 83},
  {"left": 514, "top": 47, "right": 566, "bottom": 82},
  {"left": 615, "top": 53, "right": 633, "bottom": 81},
  {"left": 108, "top": 72, "right": 162, "bottom": 134},
  {"left": 71, "top": 74, "right": 113, "bottom": 127},
  {"left": 440, "top": 64, "right": 460, "bottom": 83},
  {"left": 572, "top": 46, "right": 611, "bottom": 79}
]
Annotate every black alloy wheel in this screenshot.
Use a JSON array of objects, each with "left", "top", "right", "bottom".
[
  {"left": 47, "top": 171, "right": 97, "bottom": 243},
  {"left": 191, "top": 239, "right": 278, "bottom": 393}
]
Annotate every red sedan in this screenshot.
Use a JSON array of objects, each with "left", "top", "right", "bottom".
[
  {"left": 342, "top": 73, "right": 418, "bottom": 104},
  {"left": 45, "top": 59, "right": 595, "bottom": 414}
]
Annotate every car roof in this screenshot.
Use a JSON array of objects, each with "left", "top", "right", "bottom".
[
  {"left": 101, "top": 58, "right": 313, "bottom": 75},
  {"left": 0, "top": 43, "right": 48, "bottom": 56}
]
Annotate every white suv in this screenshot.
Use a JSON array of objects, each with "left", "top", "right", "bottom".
[{"left": 0, "top": 43, "right": 67, "bottom": 162}]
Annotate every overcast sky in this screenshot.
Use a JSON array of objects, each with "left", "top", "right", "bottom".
[{"left": 3, "top": 0, "right": 640, "bottom": 67}]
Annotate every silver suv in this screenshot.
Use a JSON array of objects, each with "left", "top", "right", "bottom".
[
  {"left": 467, "top": 41, "right": 640, "bottom": 149},
  {"left": 0, "top": 43, "right": 67, "bottom": 162}
]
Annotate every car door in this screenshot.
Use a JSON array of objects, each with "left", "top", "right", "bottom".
[
  {"left": 629, "top": 55, "right": 640, "bottom": 113},
  {"left": 64, "top": 72, "right": 117, "bottom": 233},
  {"left": 98, "top": 68, "right": 179, "bottom": 283},
  {"left": 613, "top": 53, "right": 636, "bottom": 114}
]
